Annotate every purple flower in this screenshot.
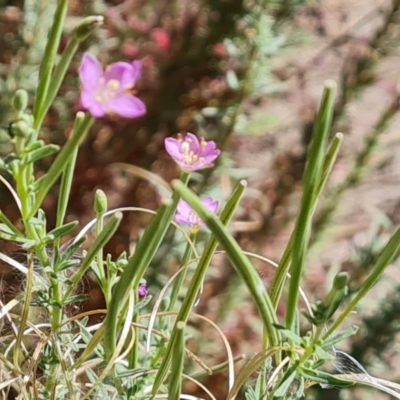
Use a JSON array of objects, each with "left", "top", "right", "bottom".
[
  {"left": 79, "top": 52, "right": 146, "bottom": 119},
  {"left": 164, "top": 133, "right": 220, "bottom": 172},
  {"left": 138, "top": 283, "right": 148, "bottom": 299},
  {"left": 175, "top": 197, "right": 219, "bottom": 228}
]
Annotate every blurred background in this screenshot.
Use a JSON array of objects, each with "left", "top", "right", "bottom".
[{"left": 1, "top": 0, "right": 400, "bottom": 398}]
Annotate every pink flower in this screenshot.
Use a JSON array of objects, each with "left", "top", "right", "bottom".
[
  {"left": 164, "top": 133, "right": 220, "bottom": 172},
  {"left": 138, "top": 283, "right": 148, "bottom": 299},
  {"left": 79, "top": 53, "right": 146, "bottom": 119},
  {"left": 175, "top": 197, "right": 219, "bottom": 228}
]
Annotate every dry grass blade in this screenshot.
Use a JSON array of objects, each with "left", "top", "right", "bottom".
[
  {"left": 74, "top": 358, "right": 103, "bottom": 377},
  {"left": 221, "top": 250, "right": 313, "bottom": 316},
  {"left": 146, "top": 258, "right": 198, "bottom": 352},
  {"left": 266, "top": 356, "right": 290, "bottom": 391},
  {"left": 0, "top": 251, "right": 47, "bottom": 285},
  {"left": 230, "top": 209, "right": 263, "bottom": 233},
  {"left": 61, "top": 309, "right": 107, "bottom": 327},
  {"left": 73, "top": 206, "right": 157, "bottom": 243},
  {"left": 0, "top": 174, "right": 21, "bottom": 211},
  {"left": 180, "top": 373, "right": 217, "bottom": 400},
  {"left": 143, "top": 310, "right": 235, "bottom": 385},
  {"left": 226, "top": 347, "right": 288, "bottom": 400},
  {"left": 122, "top": 368, "right": 215, "bottom": 400},
  {"left": 137, "top": 319, "right": 212, "bottom": 374},
  {"left": 80, "top": 291, "right": 135, "bottom": 400},
  {"left": 0, "top": 377, "right": 18, "bottom": 390},
  {"left": 183, "top": 312, "right": 235, "bottom": 391},
  {"left": 109, "top": 163, "right": 172, "bottom": 198}
]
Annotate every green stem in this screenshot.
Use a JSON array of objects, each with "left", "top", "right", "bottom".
[
  {"left": 285, "top": 81, "right": 336, "bottom": 331},
  {"left": 168, "top": 231, "right": 197, "bottom": 311},
  {"left": 168, "top": 321, "right": 185, "bottom": 400},
  {"left": 30, "top": 113, "right": 93, "bottom": 218},
  {"left": 312, "top": 95, "right": 399, "bottom": 242},
  {"left": 127, "top": 292, "right": 140, "bottom": 377},
  {"left": 42, "top": 16, "right": 104, "bottom": 123},
  {"left": 54, "top": 146, "right": 78, "bottom": 249},
  {"left": 32, "top": 0, "right": 69, "bottom": 134},
  {"left": 173, "top": 180, "right": 279, "bottom": 343},
  {"left": 269, "top": 132, "right": 343, "bottom": 309},
  {"left": 61, "top": 212, "right": 122, "bottom": 304},
  {"left": 104, "top": 172, "right": 189, "bottom": 362},
  {"left": 95, "top": 212, "right": 106, "bottom": 297},
  {"left": 40, "top": 35, "right": 80, "bottom": 126},
  {"left": 151, "top": 180, "right": 265, "bottom": 397}
]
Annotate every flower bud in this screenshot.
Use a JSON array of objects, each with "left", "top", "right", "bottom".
[
  {"left": 94, "top": 189, "right": 108, "bottom": 214},
  {"left": 73, "top": 16, "right": 104, "bottom": 42},
  {"left": 12, "top": 89, "right": 29, "bottom": 112},
  {"left": 138, "top": 283, "right": 148, "bottom": 299},
  {"left": 116, "top": 259, "right": 128, "bottom": 269},
  {"left": 333, "top": 272, "right": 349, "bottom": 290},
  {"left": 10, "top": 120, "right": 32, "bottom": 138}
]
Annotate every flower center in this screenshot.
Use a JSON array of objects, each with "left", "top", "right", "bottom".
[
  {"left": 94, "top": 78, "right": 122, "bottom": 103},
  {"left": 180, "top": 139, "right": 204, "bottom": 166},
  {"left": 188, "top": 209, "right": 201, "bottom": 226}
]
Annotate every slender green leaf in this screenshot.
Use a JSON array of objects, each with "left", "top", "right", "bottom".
[
  {"left": 62, "top": 212, "right": 122, "bottom": 303},
  {"left": 270, "top": 132, "right": 343, "bottom": 309},
  {"left": 24, "top": 144, "right": 59, "bottom": 164},
  {"left": 32, "top": 0, "right": 69, "bottom": 132},
  {"left": 285, "top": 81, "right": 336, "bottom": 330},
  {"left": 42, "top": 16, "right": 104, "bottom": 119},
  {"left": 321, "top": 325, "right": 358, "bottom": 349},
  {"left": 324, "top": 224, "right": 400, "bottom": 338},
  {"left": 173, "top": 180, "right": 280, "bottom": 345},
  {"left": 104, "top": 172, "right": 189, "bottom": 362},
  {"left": 168, "top": 321, "right": 185, "bottom": 400},
  {"left": 151, "top": 180, "right": 249, "bottom": 397},
  {"left": 47, "top": 221, "right": 78, "bottom": 240},
  {"left": 273, "top": 370, "right": 297, "bottom": 398},
  {"left": 300, "top": 367, "right": 354, "bottom": 387},
  {"left": 31, "top": 112, "right": 93, "bottom": 217}
]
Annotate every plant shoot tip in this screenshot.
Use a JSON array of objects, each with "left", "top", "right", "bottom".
[
  {"left": 336, "top": 132, "right": 344, "bottom": 139},
  {"left": 324, "top": 79, "right": 337, "bottom": 90},
  {"left": 114, "top": 211, "right": 123, "bottom": 219}
]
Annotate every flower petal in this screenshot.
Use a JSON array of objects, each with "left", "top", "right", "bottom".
[
  {"left": 174, "top": 199, "right": 195, "bottom": 225},
  {"left": 80, "top": 91, "right": 105, "bottom": 117},
  {"left": 176, "top": 199, "right": 192, "bottom": 215},
  {"left": 202, "top": 197, "right": 219, "bottom": 213},
  {"left": 200, "top": 141, "right": 221, "bottom": 165},
  {"left": 202, "top": 151, "right": 220, "bottom": 166},
  {"left": 174, "top": 213, "right": 190, "bottom": 225},
  {"left": 79, "top": 53, "right": 103, "bottom": 91},
  {"left": 185, "top": 132, "right": 200, "bottom": 153},
  {"left": 201, "top": 140, "right": 219, "bottom": 155},
  {"left": 104, "top": 62, "right": 140, "bottom": 90},
  {"left": 106, "top": 94, "right": 146, "bottom": 118},
  {"left": 164, "top": 138, "right": 184, "bottom": 161},
  {"left": 174, "top": 197, "right": 218, "bottom": 227},
  {"left": 130, "top": 61, "right": 142, "bottom": 83}
]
